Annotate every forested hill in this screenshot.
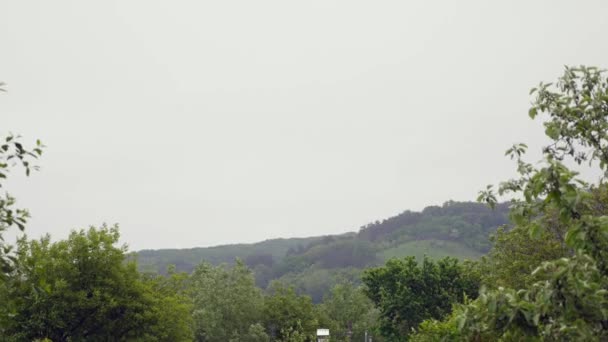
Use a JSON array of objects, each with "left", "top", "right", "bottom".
[{"left": 137, "top": 201, "right": 509, "bottom": 302}]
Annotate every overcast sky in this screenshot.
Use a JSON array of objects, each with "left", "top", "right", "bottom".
[{"left": 1, "top": 1, "right": 607, "bottom": 250}]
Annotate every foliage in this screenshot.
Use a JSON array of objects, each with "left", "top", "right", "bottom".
[
  {"left": 277, "top": 322, "right": 308, "bottom": 342},
  {"left": 318, "top": 282, "right": 381, "bottom": 342},
  {"left": 362, "top": 256, "right": 480, "bottom": 341},
  {"left": 275, "top": 267, "right": 362, "bottom": 303},
  {"left": 142, "top": 267, "right": 194, "bottom": 341},
  {"left": 380, "top": 239, "right": 481, "bottom": 263},
  {"left": 190, "top": 260, "right": 263, "bottom": 342},
  {"left": 263, "top": 282, "right": 318, "bottom": 341},
  {"left": 409, "top": 310, "right": 462, "bottom": 342},
  {"left": 137, "top": 201, "right": 507, "bottom": 302},
  {"left": 0, "top": 225, "right": 193, "bottom": 341},
  {"left": 0, "top": 134, "right": 43, "bottom": 276},
  {"left": 459, "top": 254, "right": 608, "bottom": 341},
  {"left": 301, "top": 239, "right": 378, "bottom": 269},
  {"left": 462, "top": 66, "right": 608, "bottom": 340},
  {"left": 137, "top": 236, "right": 322, "bottom": 275},
  {"left": 479, "top": 225, "right": 569, "bottom": 290},
  {"left": 241, "top": 323, "right": 270, "bottom": 342},
  {"left": 358, "top": 201, "right": 509, "bottom": 252}
]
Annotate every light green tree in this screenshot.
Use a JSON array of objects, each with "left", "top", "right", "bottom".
[
  {"left": 141, "top": 266, "right": 194, "bottom": 341},
  {"left": 437, "top": 66, "right": 608, "bottom": 341},
  {"left": 190, "top": 259, "right": 264, "bottom": 342}
]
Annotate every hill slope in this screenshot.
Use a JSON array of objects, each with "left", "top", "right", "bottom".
[{"left": 136, "top": 201, "right": 509, "bottom": 301}]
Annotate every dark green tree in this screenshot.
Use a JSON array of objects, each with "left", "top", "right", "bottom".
[
  {"left": 263, "top": 282, "right": 318, "bottom": 341},
  {"left": 0, "top": 225, "right": 193, "bottom": 341},
  {"left": 362, "top": 256, "right": 479, "bottom": 341}
]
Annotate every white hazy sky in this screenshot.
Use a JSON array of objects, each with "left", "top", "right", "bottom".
[{"left": 1, "top": 1, "right": 607, "bottom": 250}]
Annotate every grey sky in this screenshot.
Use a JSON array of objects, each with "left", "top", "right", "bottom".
[{"left": 1, "top": 1, "right": 607, "bottom": 250}]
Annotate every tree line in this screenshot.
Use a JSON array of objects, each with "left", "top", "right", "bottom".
[
  {"left": 0, "top": 221, "right": 477, "bottom": 341},
  {"left": 136, "top": 201, "right": 509, "bottom": 304}
]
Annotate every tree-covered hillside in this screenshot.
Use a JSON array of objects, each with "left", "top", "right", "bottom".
[
  {"left": 136, "top": 201, "right": 509, "bottom": 301},
  {"left": 137, "top": 236, "right": 324, "bottom": 275}
]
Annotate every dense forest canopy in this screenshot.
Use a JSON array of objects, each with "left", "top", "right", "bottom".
[{"left": 136, "top": 201, "right": 508, "bottom": 301}]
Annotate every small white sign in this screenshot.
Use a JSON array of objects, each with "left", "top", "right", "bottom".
[{"left": 317, "top": 329, "right": 330, "bottom": 336}]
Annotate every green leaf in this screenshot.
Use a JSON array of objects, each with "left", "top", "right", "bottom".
[
  {"left": 545, "top": 124, "right": 560, "bottom": 140},
  {"left": 529, "top": 222, "right": 541, "bottom": 239}
]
